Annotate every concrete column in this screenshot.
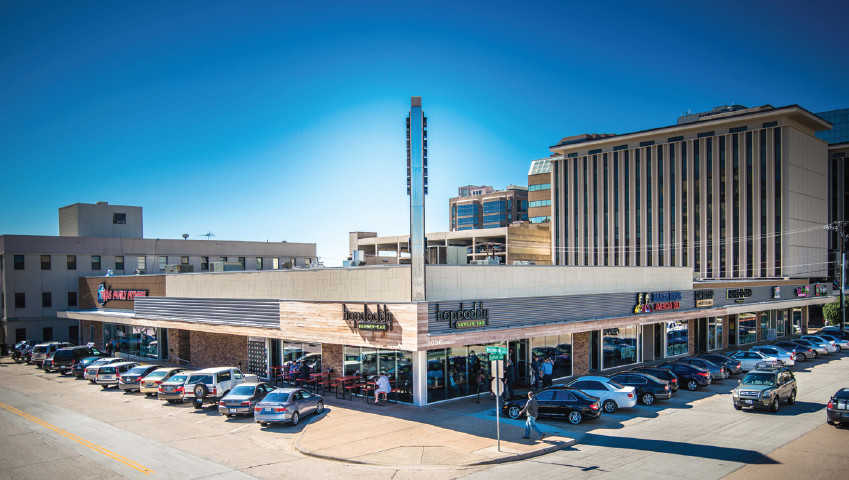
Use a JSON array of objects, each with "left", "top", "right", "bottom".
[
  {"left": 802, "top": 306, "right": 809, "bottom": 334},
  {"left": 412, "top": 350, "right": 428, "bottom": 406},
  {"left": 642, "top": 324, "right": 654, "bottom": 362},
  {"left": 572, "top": 332, "right": 590, "bottom": 376},
  {"left": 688, "top": 319, "right": 696, "bottom": 355},
  {"left": 721, "top": 316, "right": 729, "bottom": 349}
]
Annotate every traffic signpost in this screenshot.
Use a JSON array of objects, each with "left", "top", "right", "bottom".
[{"left": 487, "top": 346, "right": 508, "bottom": 452}]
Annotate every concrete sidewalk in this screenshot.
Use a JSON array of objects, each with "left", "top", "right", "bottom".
[{"left": 294, "top": 393, "right": 576, "bottom": 466}]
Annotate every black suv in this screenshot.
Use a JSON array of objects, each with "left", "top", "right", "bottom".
[
  {"left": 52, "top": 346, "right": 104, "bottom": 374},
  {"left": 609, "top": 372, "right": 671, "bottom": 405}
]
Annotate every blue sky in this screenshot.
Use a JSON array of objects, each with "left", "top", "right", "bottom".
[{"left": 2, "top": 0, "right": 847, "bottom": 265}]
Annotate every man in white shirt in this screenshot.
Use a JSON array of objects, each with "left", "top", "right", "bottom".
[{"left": 374, "top": 371, "right": 391, "bottom": 405}]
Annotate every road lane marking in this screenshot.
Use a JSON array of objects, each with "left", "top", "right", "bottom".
[
  {"left": 0, "top": 402, "right": 155, "bottom": 475},
  {"left": 230, "top": 423, "right": 252, "bottom": 433}
]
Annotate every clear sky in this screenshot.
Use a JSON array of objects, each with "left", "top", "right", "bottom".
[{"left": 2, "top": 0, "right": 848, "bottom": 265}]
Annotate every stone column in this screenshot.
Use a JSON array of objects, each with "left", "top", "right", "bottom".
[
  {"left": 167, "top": 329, "right": 191, "bottom": 364},
  {"left": 802, "top": 306, "right": 809, "bottom": 334},
  {"left": 322, "top": 343, "right": 343, "bottom": 376},
  {"left": 688, "top": 319, "right": 696, "bottom": 355},
  {"left": 721, "top": 316, "right": 729, "bottom": 349},
  {"left": 572, "top": 332, "right": 590, "bottom": 376}
]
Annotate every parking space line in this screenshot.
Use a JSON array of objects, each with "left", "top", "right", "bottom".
[
  {"left": 230, "top": 423, "right": 252, "bottom": 433},
  {"left": 0, "top": 402, "right": 155, "bottom": 475}
]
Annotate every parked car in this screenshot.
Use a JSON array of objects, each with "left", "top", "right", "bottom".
[
  {"left": 656, "top": 363, "right": 712, "bottom": 390},
  {"left": 793, "top": 338, "right": 829, "bottom": 356},
  {"left": 158, "top": 373, "right": 190, "bottom": 403},
  {"left": 72, "top": 356, "right": 108, "bottom": 378},
  {"left": 751, "top": 346, "right": 796, "bottom": 367},
  {"left": 729, "top": 351, "right": 780, "bottom": 372},
  {"left": 820, "top": 327, "right": 849, "bottom": 340},
  {"left": 254, "top": 387, "right": 325, "bottom": 426},
  {"left": 826, "top": 387, "right": 849, "bottom": 426},
  {"left": 731, "top": 366, "right": 797, "bottom": 412},
  {"left": 772, "top": 341, "right": 815, "bottom": 361},
  {"left": 41, "top": 351, "right": 57, "bottom": 372},
  {"left": 676, "top": 357, "right": 730, "bottom": 380},
  {"left": 608, "top": 372, "right": 671, "bottom": 405},
  {"left": 140, "top": 367, "right": 186, "bottom": 396},
  {"left": 698, "top": 353, "right": 743, "bottom": 375},
  {"left": 799, "top": 335, "right": 839, "bottom": 353},
  {"left": 84, "top": 357, "right": 125, "bottom": 382},
  {"left": 219, "top": 382, "right": 276, "bottom": 417},
  {"left": 630, "top": 367, "right": 680, "bottom": 391},
  {"left": 30, "top": 342, "right": 73, "bottom": 366},
  {"left": 183, "top": 367, "right": 258, "bottom": 409},
  {"left": 96, "top": 362, "right": 139, "bottom": 389},
  {"left": 818, "top": 334, "right": 849, "bottom": 352},
  {"left": 52, "top": 346, "right": 105, "bottom": 375},
  {"left": 118, "top": 365, "right": 160, "bottom": 392},
  {"left": 565, "top": 376, "right": 637, "bottom": 413},
  {"left": 503, "top": 386, "right": 601, "bottom": 425}
]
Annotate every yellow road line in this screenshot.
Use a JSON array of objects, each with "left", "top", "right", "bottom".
[{"left": 0, "top": 402, "right": 155, "bottom": 475}]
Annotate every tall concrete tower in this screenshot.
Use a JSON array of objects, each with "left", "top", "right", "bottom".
[{"left": 407, "top": 97, "right": 428, "bottom": 301}]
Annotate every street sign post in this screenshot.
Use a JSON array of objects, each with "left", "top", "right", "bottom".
[{"left": 490, "top": 357, "right": 505, "bottom": 452}]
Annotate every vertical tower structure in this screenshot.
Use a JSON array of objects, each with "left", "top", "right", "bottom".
[{"left": 407, "top": 97, "right": 428, "bottom": 301}]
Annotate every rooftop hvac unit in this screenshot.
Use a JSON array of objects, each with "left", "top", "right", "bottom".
[
  {"left": 512, "top": 260, "right": 535, "bottom": 265},
  {"left": 164, "top": 264, "right": 195, "bottom": 274}
]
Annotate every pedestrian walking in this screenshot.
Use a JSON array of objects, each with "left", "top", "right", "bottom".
[
  {"left": 519, "top": 391, "right": 545, "bottom": 441},
  {"left": 541, "top": 357, "right": 554, "bottom": 388},
  {"left": 530, "top": 354, "right": 540, "bottom": 390}
]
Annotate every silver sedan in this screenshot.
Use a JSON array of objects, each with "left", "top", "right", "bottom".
[
  {"left": 218, "top": 382, "right": 275, "bottom": 416},
  {"left": 254, "top": 388, "right": 324, "bottom": 426}
]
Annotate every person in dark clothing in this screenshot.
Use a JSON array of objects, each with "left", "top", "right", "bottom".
[
  {"left": 519, "top": 391, "right": 545, "bottom": 441},
  {"left": 530, "top": 354, "right": 541, "bottom": 390},
  {"left": 504, "top": 358, "right": 515, "bottom": 399},
  {"left": 299, "top": 361, "right": 311, "bottom": 388}
]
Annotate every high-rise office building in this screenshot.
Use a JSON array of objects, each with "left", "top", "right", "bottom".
[
  {"left": 816, "top": 108, "right": 849, "bottom": 280},
  {"left": 547, "top": 104, "right": 830, "bottom": 279},
  {"left": 407, "top": 97, "right": 427, "bottom": 301},
  {"left": 528, "top": 157, "right": 555, "bottom": 224},
  {"left": 449, "top": 186, "right": 528, "bottom": 231}
]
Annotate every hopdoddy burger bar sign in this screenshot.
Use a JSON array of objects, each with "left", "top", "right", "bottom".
[
  {"left": 434, "top": 302, "right": 489, "bottom": 329},
  {"left": 343, "top": 304, "right": 394, "bottom": 331}
]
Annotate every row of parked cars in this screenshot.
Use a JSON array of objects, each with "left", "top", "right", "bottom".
[
  {"left": 503, "top": 327, "right": 849, "bottom": 425},
  {"left": 10, "top": 342, "right": 326, "bottom": 427}
]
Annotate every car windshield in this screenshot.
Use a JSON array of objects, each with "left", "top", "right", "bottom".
[
  {"left": 608, "top": 381, "right": 625, "bottom": 389},
  {"left": 167, "top": 374, "right": 188, "bottom": 384},
  {"left": 127, "top": 367, "right": 149, "bottom": 375},
  {"left": 187, "top": 374, "right": 213, "bottom": 385},
  {"left": 836, "top": 390, "right": 849, "bottom": 400},
  {"left": 742, "top": 373, "right": 775, "bottom": 385},
  {"left": 146, "top": 371, "right": 168, "bottom": 379},
  {"left": 91, "top": 359, "right": 112, "bottom": 366},
  {"left": 230, "top": 385, "right": 255, "bottom": 396},
  {"left": 263, "top": 392, "right": 290, "bottom": 403},
  {"left": 100, "top": 367, "right": 116, "bottom": 374}
]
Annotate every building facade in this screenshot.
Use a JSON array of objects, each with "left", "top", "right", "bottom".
[
  {"left": 528, "top": 157, "right": 556, "bottom": 224},
  {"left": 0, "top": 203, "right": 317, "bottom": 345},
  {"left": 449, "top": 186, "right": 529, "bottom": 231},
  {"left": 817, "top": 108, "right": 849, "bottom": 281},
  {"left": 548, "top": 105, "right": 830, "bottom": 279}
]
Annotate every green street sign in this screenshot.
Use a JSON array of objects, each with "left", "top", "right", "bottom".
[
  {"left": 486, "top": 346, "right": 508, "bottom": 354},
  {"left": 489, "top": 354, "right": 504, "bottom": 361}
]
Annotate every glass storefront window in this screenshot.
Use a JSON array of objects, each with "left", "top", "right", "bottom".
[
  {"left": 708, "top": 317, "right": 722, "bottom": 351},
  {"left": 343, "top": 346, "right": 412, "bottom": 404},
  {"left": 792, "top": 308, "right": 802, "bottom": 334},
  {"left": 738, "top": 313, "right": 757, "bottom": 344},
  {"left": 666, "top": 321, "right": 688, "bottom": 357},
  {"left": 759, "top": 312, "right": 770, "bottom": 341},
  {"left": 530, "top": 334, "right": 573, "bottom": 380},
  {"left": 604, "top": 326, "right": 640, "bottom": 368},
  {"left": 102, "top": 324, "right": 164, "bottom": 359},
  {"left": 776, "top": 310, "right": 785, "bottom": 338}
]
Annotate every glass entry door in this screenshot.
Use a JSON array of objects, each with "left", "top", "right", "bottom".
[
  {"left": 589, "top": 331, "right": 601, "bottom": 372},
  {"left": 508, "top": 340, "right": 529, "bottom": 387}
]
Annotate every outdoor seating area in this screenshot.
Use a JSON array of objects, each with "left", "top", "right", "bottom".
[{"left": 266, "top": 368, "right": 411, "bottom": 404}]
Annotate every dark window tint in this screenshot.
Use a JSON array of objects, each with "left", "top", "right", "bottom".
[
  {"left": 41, "top": 255, "right": 51, "bottom": 270},
  {"left": 43, "top": 327, "right": 53, "bottom": 342},
  {"left": 67, "top": 255, "right": 77, "bottom": 270},
  {"left": 67, "top": 292, "right": 78, "bottom": 307},
  {"left": 15, "top": 293, "right": 25, "bottom": 308},
  {"left": 834, "top": 390, "right": 849, "bottom": 400},
  {"left": 217, "top": 371, "right": 231, "bottom": 382},
  {"left": 91, "top": 255, "right": 101, "bottom": 270},
  {"left": 42, "top": 292, "right": 52, "bottom": 308},
  {"left": 14, "top": 255, "right": 24, "bottom": 270},
  {"left": 115, "top": 256, "right": 124, "bottom": 270},
  {"left": 535, "top": 391, "right": 555, "bottom": 401},
  {"left": 113, "top": 213, "right": 126, "bottom": 224},
  {"left": 231, "top": 385, "right": 256, "bottom": 396},
  {"left": 264, "top": 392, "right": 290, "bottom": 403}
]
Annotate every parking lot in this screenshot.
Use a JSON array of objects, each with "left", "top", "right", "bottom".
[{"left": 1, "top": 348, "right": 847, "bottom": 480}]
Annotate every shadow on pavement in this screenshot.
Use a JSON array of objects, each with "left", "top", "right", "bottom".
[{"left": 579, "top": 432, "right": 779, "bottom": 464}]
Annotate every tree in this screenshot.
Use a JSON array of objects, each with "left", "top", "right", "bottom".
[{"left": 823, "top": 299, "right": 849, "bottom": 326}]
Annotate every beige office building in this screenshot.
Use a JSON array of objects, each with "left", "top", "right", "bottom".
[{"left": 548, "top": 104, "right": 831, "bottom": 279}]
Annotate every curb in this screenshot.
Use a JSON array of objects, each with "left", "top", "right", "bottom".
[{"left": 294, "top": 417, "right": 577, "bottom": 467}]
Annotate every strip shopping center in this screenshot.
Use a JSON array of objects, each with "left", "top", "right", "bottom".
[{"left": 61, "top": 265, "right": 833, "bottom": 406}]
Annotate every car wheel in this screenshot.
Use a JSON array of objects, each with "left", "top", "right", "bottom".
[
  {"left": 568, "top": 411, "right": 583, "bottom": 425},
  {"left": 836, "top": 346, "right": 842, "bottom": 353},
  {"left": 788, "top": 389, "right": 796, "bottom": 405},
  {"left": 797, "top": 353, "right": 806, "bottom": 361},
  {"left": 291, "top": 411, "right": 300, "bottom": 426},
  {"left": 101, "top": 385, "right": 108, "bottom": 390},
  {"left": 640, "top": 393, "right": 655, "bottom": 406},
  {"left": 316, "top": 401, "right": 324, "bottom": 414},
  {"left": 733, "top": 403, "right": 742, "bottom": 410},
  {"left": 602, "top": 400, "right": 617, "bottom": 414},
  {"left": 508, "top": 406, "right": 521, "bottom": 419},
  {"left": 770, "top": 397, "right": 780, "bottom": 413},
  {"left": 812, "top": 351, "right": 818, "bottom": 359},
  {"left": 226, "top": 414, "right": 233, "bottom": 418},
  {"left": 687, "top": 380, "right": 699, "bottom": 391},
  {"left": 193, "top": 398, "right": 203, "bottom": 409}
]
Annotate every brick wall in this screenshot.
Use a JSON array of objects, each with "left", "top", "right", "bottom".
[
  {"left": 721, "top": 316, "right": 729, "bottom": 349},
  {"left": 572, "top": 331, "right": 589, "bottom": 376},
  {"left": 688, "top": 319, "right": 696, "bottom": 355},
  {"left": 79, "top": 320, "right": 103, "bottom": 348},
  {"left": 322, "top": 343, "right": 343, "bottom": 376},
  {"left": 189, "top": 331, "right": 248, "bottom": 370},
  {"left": 168, "top": 329, "right": 191, "bottom": 364}
]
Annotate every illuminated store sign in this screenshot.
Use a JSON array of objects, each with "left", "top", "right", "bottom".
[
  {"left": 435, "top": 302, "right": 489, "bottom": 329},
  {"left": 795, "top": 286, "right": 810, "bottom": 298},
  {"left": 773, "top": 287, "right": 781, "bottom": 299},
  {"left": 96, "top": 283, "right": 148, "bottom": 306},
  {"left": 726, "top": 288, "right": 753, "bottom": 299},
  {"left": 694, "top": 289, "right": 714, "bottom": 308},
  {"left": 343, "top": 304, "right": 394, "bottom": 331},
  {"left": 815, "top": 284, "right": 829, "bottom": 297},
  {"left": 634, "top": 291, "right": 681, "bottom": 314}
]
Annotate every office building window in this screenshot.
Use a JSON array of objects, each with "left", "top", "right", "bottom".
[
  {"left": 669, "top": 144, "right": 675, "bottom": 266},
  {"left": 0, "top": 293, "right": 3, "bottom": 308},
  {"left": 646, "top": 147, "right": 652, "bottom": 266},
  {"left": 115, "top": 255, "right": 124, "bottom": 270},
  {"left": 159, "top": 256, "right": 167, "bottom": 270},
  {"left": 138, "top": 256, "right": 146, "bottom": 274},
  {"left": 719, "top": 136, "right": 726, "bottom": 277},
  {"left": 42, "top": 292, "right": 52, "bottom": 308},
  {"left": 43, "top": 327, "right": 53, "bottom": 342},
  {"left": 658, "top": 146, "right": 664, "bottom": 266},
  {"left": 529, "top": 183, "right": 551, "bottom": 191},
  {"left": 15, "top": 328, "right": 26, "bottom": 343},
  {"left": 181, "top": 256, "right": 189, "bottom": 266},
  {"left": 593, "top": 155, "right": 599, "bottom": 265},
  {"left": 256, "top": 257, "right": 263, "bottom": 270},
  {"left": 219, "top": 257, "right": 227, "bottom": 263},
  {"left": 68, "top": 291, "right": 78, "bottom": 307},
  {"left": 738, "top": 313, "right": 757, "bottom": 344},
  {"left": 0, "top": 255, "right": 3, "bottom": 270},
  {"left": 682, "top": 142, "right": 688, "bottom": 266},
  {"left": 67, "top": 255, "right": 76, "bottom": 270},
  {"left": 574, "top": 158, "right": 579, "bottom": 265},
  {"left": 603, "top": 154, "right": 609, "bottom": 266},
  {"left": 529, "top": 200, "right": 551, "bottom": 208},
  {"left": 760, "top": 130, "right": 767, "bottom": 276},
  {"left": 113, "top": 213, "right": 127, "bottom": 224},
  {"left": 774, "top": 128, "right": 781, "bottom": 275},
  {"left": 562, "top": 161, "right": 567, "bottom": 264},
  {"left": 746, "top": 132, "right": 753, "bottom": 277},
  {"left": 666, "top": 320, "right": 689, "bottom": 357},
  {"left": 530, "top": 216, "right": 551, "bottom": 223},
  {"left": 201, "top": 257, "right": 209, "bottom": 271},
  {"left": 614, "top": 152, "right": 619, "bottom": 265},
  {"left": 41, "top": 255, "right": 51, "bottom": 270},
  {"left": 272, "top": 257, "right": 279, "bottom": 270},
  {"left": 584, "top": 157, "right": 589, "bottom": 265},
  {"left": 603, "top": 326, "right": 640, "bottom": 369},
  {"left": 635, "top": 149, "right": 641, "bottom": 266},
  {"left": 732, "top": 134, "right": 740, "bottom": 276},
  {"left": 694, "top": 140, "right": 701, "bottom": 272},
  {"left": 14, "top": 255, "right": 24, "bottom": 270},
  {"left": 238, "top": 257, "right": 246, "bottom": 270},
  {"left": 708, "top": 317, "right": 723, "bottom": 351},
  {"left": 706, "top": 137, "right": 713, "bottom": 277},
  {"left": 15, "top": 293, "right": 25, "bottom": 308},
  {"left": 625, "top": 150, "right": 630, "bottom": 266},
  {"left": 91, "top": 255, "right": 101, "bottom": 270}
]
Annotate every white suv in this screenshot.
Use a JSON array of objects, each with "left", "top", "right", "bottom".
[
  {"left": 30, "top": 342, "right": 73, "bottom": 366},
  {"left": 183, "top": 367, "right": 258, "bottom": 409}
]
